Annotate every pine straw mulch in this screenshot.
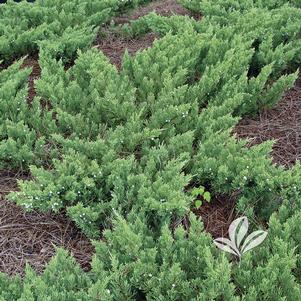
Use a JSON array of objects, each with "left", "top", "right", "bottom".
[
  {"left": 0, "top": 170, "right": 95, "bottom": 277},
  {"left": 235, "top": 75, "right": 301, "bottom": 168},
  {"left": 192, "top": 193, "right": 239, "bottom": 239}
]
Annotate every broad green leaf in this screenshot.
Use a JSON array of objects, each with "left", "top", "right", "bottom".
[
  {"left": 203, "top": 191, "right": 211, "bottom": 202},
  {"left": 195, "top": 200, "right": 202, "bottom": 209}
]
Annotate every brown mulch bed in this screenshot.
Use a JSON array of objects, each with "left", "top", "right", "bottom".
[
  {"left": 235, "top": 75, "right": 301, "bottom": 167},
  {"left": 193, "top": 193, "right": 238, "bottom": 239},
  {"left": 0, "top": 170, "right": 94, "bottom": 276},
  {"left": 21, "top": 55, "right": 41, "bottom": 103}
]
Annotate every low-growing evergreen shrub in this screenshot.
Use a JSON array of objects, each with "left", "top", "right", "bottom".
[
  {"left": 0, "top": 0, "right": 153, "bottom": 62},
  {"left": 0, "top": 0, "right": 301, "bottom": 299},
  {"left": 6, "top": 24, "right": 299, "bottom": 235},
  {"left": 180, "top": 0, "right": 301, "bottom": 14},
  {"left": 1, "top": 212, "right": 301, "bottom": 300}
]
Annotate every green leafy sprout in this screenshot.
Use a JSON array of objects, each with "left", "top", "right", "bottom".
[{"left": 191, "top": 186, "right": 211, "bottom": 209}]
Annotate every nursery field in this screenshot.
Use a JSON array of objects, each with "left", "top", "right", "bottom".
[{"left": 0, "top": 0, "right": 301, "bottom": 299}]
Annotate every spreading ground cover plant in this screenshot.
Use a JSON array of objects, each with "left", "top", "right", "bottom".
[
  {"left": 5, "top": 13, "right": 299, "bottom": 235},
  {"left": 0, "top": 0, "right": 301, "bottom": 299},
  {"left": 0, "top": 0, "right": 152, "bottom": 62},
  {"left": 180, "top": 0, "right": 301, "bottom": 14},
  {"left": 123, "top": 4, "right": 301, "bottom": 73},
  {"left": 1, "top": 213, "right": 301, "bottom": 300}
]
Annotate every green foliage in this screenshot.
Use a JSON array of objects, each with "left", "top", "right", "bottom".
[
  {"left": 0, "top": 0, "right": 153, "bottom": 62},
  {"left": 1, "top": 213, "right": 301, "bottom": 300},
  {"left": 0, "top": 0, "right": 301, "bottom": 299},
  {"left": 121, "top": 12, "right": 201, "bottom": 37},
  {"left": 0, "top": 59, "right": 48, "bottom": 169},
  {"left": 5, "top": 17, "right": 299, "bottom": 234},
  {"left": 90, "top": 213, "right": 237, "bottom": 300},
  {"left": 180, "top": 0, "right": 301, "bottom": 14},
  {"left": 0, "top": 249, "right": 92, "bottom": 301},
  {"left": 191, "top": 186, "right": 211, "bottom": 208},
  {"left": 137, "top": 5, "right": 301, "bottom": 77}
]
